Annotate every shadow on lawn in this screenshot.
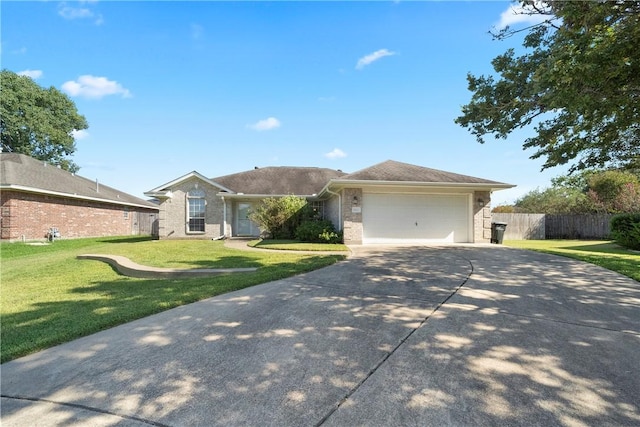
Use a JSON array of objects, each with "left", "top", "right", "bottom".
[
  {"left": 559, "top": 241, "right": 630, "bottom": 253},
  {"left": 0, "top": 255, "right": 343, "bottom": 364}
]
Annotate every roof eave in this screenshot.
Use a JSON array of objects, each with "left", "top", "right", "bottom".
[
  {"left": 321, "top": 179, "right": 515, "bottom": 194},
  {"left": 1, "top": 184, "right": 158, "bottom": 210},
  {"left": 146, "top": 171, "right": 235, "bottom": 194},
  {"left": 216, "top": 193, "right": 319, "bottom": 199}
]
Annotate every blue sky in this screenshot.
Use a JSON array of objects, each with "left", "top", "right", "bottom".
[{"left": 3, "top": 1, "right": 567, "bottom": 205}]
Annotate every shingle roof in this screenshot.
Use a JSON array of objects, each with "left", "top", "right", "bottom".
[
  {"left": 339, "top": 160, "right": 509, "bottom": 185},
  {"left": 213, "top": 166, "right": 347, "bottom": 195},
  {"left": 1, "top": 153, "right": 157, "bottom": 209}
]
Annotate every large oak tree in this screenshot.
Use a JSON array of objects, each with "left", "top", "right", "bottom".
[
  {"left": 1, "top": 69, "right": 88, "bottom": 172},
  {"left": 455, "top": 1, "right": 640, "bottom": 172}
]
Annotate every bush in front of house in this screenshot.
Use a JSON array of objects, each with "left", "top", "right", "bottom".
[
  {"left": 610, "top": 213, "right": 640, "bottom": 250},
  {"left": 295, "top": 220, "right": 343, "bottom": 244},
  {"left": 248, "top": 196, "right": 308, "bottom": 239}
]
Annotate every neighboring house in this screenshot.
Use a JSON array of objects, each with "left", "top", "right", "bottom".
[
  {"left": 1, "top": 153, "right": 159, "bottom": 241},
  {"left": 146, "top": 160, "right": 514, "bottom": 244}
]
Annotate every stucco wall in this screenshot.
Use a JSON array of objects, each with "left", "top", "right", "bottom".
[
  {"left": 157, "top": 178, "right": 225, "bottom": 240},
  {"left": 0, "top": 190, "right": 158, "bottom": 241},
  {"left": 324, "top": 193, "right": 341, "bottom": 231}
]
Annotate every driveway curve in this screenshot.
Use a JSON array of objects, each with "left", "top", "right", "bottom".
[{"left": 2, "top": 245, "right": 639, "bottom": 426}]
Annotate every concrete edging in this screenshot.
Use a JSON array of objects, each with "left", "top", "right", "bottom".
[{"left": 77, "top": 254, "right": 257, "bottom": 279}]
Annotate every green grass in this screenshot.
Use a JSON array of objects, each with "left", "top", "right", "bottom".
[
  {"left": 504, "top": 240, "right": 640, "bottom": 282},
  {"left": 248, "top": 239, "right": 349, "bottom": 252},
  {"left": 0, "top": 236, "right": 345, "bottom": 363}
]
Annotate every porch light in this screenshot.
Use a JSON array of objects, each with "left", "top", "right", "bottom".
[
  {"left": 352, "top": 196, "right": 359, "bottom": 205},
  {"left": 477, "top": 198, "right": 485, "bottom": 207}
]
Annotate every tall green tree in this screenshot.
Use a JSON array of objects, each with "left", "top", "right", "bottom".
[
  {"left": 1, "top": 69, "right": 88, "bottom": 172},
  {"left": 455, "top": 1, "right": 640, "bottom": 172}
]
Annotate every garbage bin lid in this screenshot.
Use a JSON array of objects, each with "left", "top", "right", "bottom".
[{"left": 492, "top": 222, "right": 508, "bottom": 226}]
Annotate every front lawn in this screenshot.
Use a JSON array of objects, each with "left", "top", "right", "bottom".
[
  {"left": 0, "top": 236, "right": 345, "bottom": 363},
  {"left": 504, "top": 240, "right": 640, "bottom": 282},
  {"left": 248, "top": 239, "right": 349, "bottom": 252}
]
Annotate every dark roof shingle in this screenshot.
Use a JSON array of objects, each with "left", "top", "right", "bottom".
[
  {"left": 213, "top": 166, "right": 347, "bottom": 195},
  {"left": 340, "top": 160, "right": 508, "bottom": 185},
  {"left": 1, "top": 153, "right": 157, "bottom": 208}
]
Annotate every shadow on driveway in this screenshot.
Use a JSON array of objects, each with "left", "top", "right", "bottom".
[{"left": 2, "top": 246, "right": 639, "bottom": 426}]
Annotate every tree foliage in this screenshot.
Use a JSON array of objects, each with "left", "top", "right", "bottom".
[
  {"left": 1, "top": 69, "right": 88, "bottom": 172},
  {"left": 455, "top": 1, "right": 640, "bottom": 172},
  {"left": 248, "top": 195, "right": 308, "bottom": 239},
  {"left": 514, "top": 186, "right": 589, "bottom": 214},
  {"left": 587, "top": 170, "right": 640, "bottom": 213},
  {"left": 514, "top": 168, "right": 640, "bottom": 214}
]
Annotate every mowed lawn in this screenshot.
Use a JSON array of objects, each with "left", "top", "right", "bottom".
[
  {"left": 0, "top": 237, "right": 346, "bottom": 363},
  {"left": 504, "top": 240, "right": 640, "bottom": 282}
]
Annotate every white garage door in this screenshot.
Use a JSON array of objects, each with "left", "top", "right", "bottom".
[{"left": 362, "top": 193, "right": 470, "bottom": 244}]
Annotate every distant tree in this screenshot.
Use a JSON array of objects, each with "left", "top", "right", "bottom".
[
  {"left": 1, "top": 69, "right": 88, "bottom": 172},
  {"left": 514, "top": 187, "right": 589, "bottom": 214},
  {"left": 248, "top": 196, "right": 308, "bottom": 239},
  {"left": 491, "top": 205, "right": 516, "bottom": 213},
  {"left": 455, "top": 1, "right": 640, "bottom": 173},
  {"left": 587, "top": 170, "right": 640, "bottom": 213}
]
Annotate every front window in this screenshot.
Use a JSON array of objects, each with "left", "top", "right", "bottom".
[
  {"left": 187, "top": 189, "right": 205, "bottom": 232},
  {"left": 309, "top": 200, "right": 325, "bottom": 220}
]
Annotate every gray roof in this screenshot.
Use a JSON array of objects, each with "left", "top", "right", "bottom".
[
  {"left": 339, "top": 160, "right": 509, "bottom": 185},
  {"left": 213, "top": 167, "right": 347, "bottom": 195},
  {"left": 1, "top": 153, "right": 158, "bottom": 209}
]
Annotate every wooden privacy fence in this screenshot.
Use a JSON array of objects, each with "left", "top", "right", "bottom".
[
  {"left": 134, "top": 211, "right": 159, "bottom": 237},
  {"left": 491, "top": 213, "right": 614, "bottom": 240},
  {"left": 492, "top": 213, "right": 545, "bottom": 240}
]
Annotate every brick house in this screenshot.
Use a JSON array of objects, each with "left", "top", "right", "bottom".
[
  {"left": 146, "top": 160, "right": 514, "bottom": 245},
  {"left": 1, "top": 153, "right": 159, "bottom": 241}
]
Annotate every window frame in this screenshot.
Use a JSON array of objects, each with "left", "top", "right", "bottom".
[{"left": 186, "top": 188, "right": 206, "bottom": 234}]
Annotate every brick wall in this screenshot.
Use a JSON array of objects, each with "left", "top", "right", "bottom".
[
  {"left": 342, "top": 188, "right": 363, "bottom": 245},
  {"left": 473, "top": 190, "right": 492, "bottom": 243},
  {"left": 156, "top": 178, "right": 225, "bottom": 240},
  {"left": 0, "top": 190, "right": 158, "bottom": 241}
]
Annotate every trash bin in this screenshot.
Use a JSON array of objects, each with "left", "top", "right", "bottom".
[{"left": 491, "top": 222, "right": 507, "bottom": 244}]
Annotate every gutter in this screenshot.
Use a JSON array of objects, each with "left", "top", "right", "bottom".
[
  {"left": 1, "top": 185, "right": 158, "bottom": 210},
  {"left": 328, "top": 179, "right": 515, "bottom": 191}
]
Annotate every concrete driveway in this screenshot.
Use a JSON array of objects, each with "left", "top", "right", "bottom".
[{"left": 2, "top": 245, "right": 639, "bottom": 426}]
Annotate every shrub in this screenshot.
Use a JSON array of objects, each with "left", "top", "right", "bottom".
[
  {"left": 248, "top": 196, "right": 307, "bottom": 239},
  {"left": 610, "top": 214, "right": 640, "bottom": 250},
  {"left": 295, "top": 220, "right": 342, "bottom": 243}
]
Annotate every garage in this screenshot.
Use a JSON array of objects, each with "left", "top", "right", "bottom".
[{"left": 362, "top": 193, "right": 471, "bottom": 244}]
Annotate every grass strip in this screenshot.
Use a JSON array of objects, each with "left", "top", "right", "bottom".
[
  {"left": 504, "top": 240, "right": 640, "bottom": 282},
  {"left": 1, "top": 237, "right": 345, "bottom": 363}
]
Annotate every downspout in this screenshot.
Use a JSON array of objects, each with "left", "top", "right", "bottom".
[
  {"left": 222, "top": 196, "right": 227, "bottom": 238},
  {"left": 325, "top": 188, "right": 342, "bottom": 231}
]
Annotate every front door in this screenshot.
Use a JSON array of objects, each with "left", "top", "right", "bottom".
[{"left": 237, "top": 203, "right": 255, "bottom": 236}]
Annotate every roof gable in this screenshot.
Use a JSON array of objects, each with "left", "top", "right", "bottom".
[
  {"left": 213, "top": 167, "right": 347, "bottom": 196},
  {"left": 145, "top": 171, "right": 233, "bottom": 197},
  {"left": 1, "top": 153, "right": 157, "bottom": 209}
]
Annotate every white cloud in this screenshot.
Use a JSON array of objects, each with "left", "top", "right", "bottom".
[
  {"left": 356, "top": 49, "right": 396, "bottom": 70},
  {"left": 62, "top": 75, "right": 132, "bottom": 99},
  {"left": 191, "top": 23, "right": 204, "bottom": 40},
  {"left": 325, "top": 148, "right": 347, "bottom": 159},
  {"left": 17, "top": 69, "right": 43, "bottom": 79},
  {"left": 58, "top": 1, "right": 103, "bottom": 25},
  {"left": 248, "top": 117, "right": 281, "bottom": 131},
  {"left": 496, "top": 1, "right": 551, "bottom": 30},
  {"left": 318, "top": 96, "right": 336, "bottom": 102},
  {"left": 71, "top": 129, "right": 89, "bottom": 140}
]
